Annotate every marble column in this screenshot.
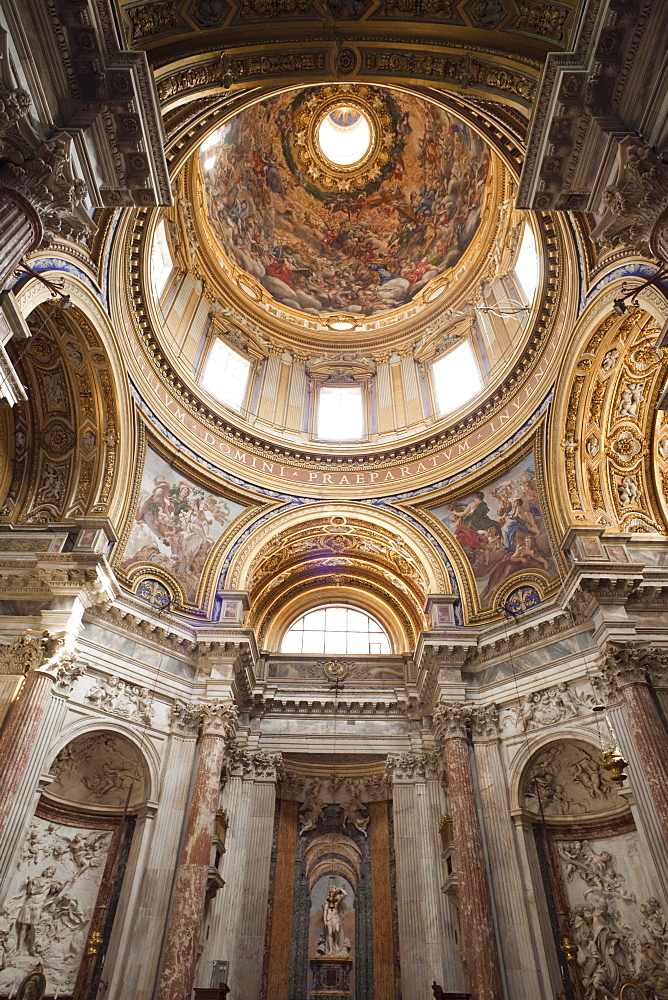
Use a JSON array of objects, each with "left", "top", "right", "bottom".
[
  {"left": 388, "top": 751, "right": 462, "bottom": 1000},
  {"left": 0, "top": 632, "right": 75, "bottom": 841},
  {"left": 605, "top": 647, "right": 668, "bottom": 844},
  {"left": 434, "top": 704, "right": 504, "bottom": 1000},
  {"left": 157, "top": 700, "right": 238, "bottom": 1000},
  {"left": 198, "top": 748, "right": 282, "bottom": 1000},
  {"left": 471, "top": 707, "right": 549, "bottom": 999},
  {"left": 110, "top": 720, "right": 199, "bottom": 1000},
  {"left": 0, "top": 187, "right": 42, "bottom": 287}
]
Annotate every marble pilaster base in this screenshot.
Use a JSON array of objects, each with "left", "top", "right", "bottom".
[{"left": 310, "top": 957, "right": 352, "bottom": 999}]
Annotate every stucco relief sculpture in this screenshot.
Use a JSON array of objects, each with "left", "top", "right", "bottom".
[
  {"left": 558, "top": 830, "right": 668, "bottom": 1000},
  {"left": 560, "top": 841, "right": 636, "bottom": 902},
  {"left": 300, "top": 778, "right": 326, "bottom": 834},
  {"left": 48, "top": 733, "right": 145, "bottom": 808},
  {"left": 0, "top": 817, "right": 111, "bottom": 992},
  {"left": 508, "top": 681, "right": 594, "bottom": 731},
  {"left": 524, "top": 742, "right": 626, "bottom": 816},
  {"left": 86, "top": 674, "right": 154, "bottom": 724},
  {"left": 339, "top": 780, "right": 369, "bottom": 836}
]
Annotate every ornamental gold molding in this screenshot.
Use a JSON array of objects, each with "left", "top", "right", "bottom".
[
  {"left": 291, "top": 86, "right": 392, "bottom": 193},
  {"left": 560, "top": 306, "right": 668, "bottom": 535}
]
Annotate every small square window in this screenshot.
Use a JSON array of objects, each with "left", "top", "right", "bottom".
[
  {"left": 432, "top": 341, "right": 482, "bottom": 417},
  {"left": 317, "top": 384, "right": 364, "bottom": 441},
  {"left": 201, "top": 337, "right": 251, "bottom": 413}
]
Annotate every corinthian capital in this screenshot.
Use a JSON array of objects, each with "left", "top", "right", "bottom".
[
  {"left": 602, "top": 644, "right": 665, "bottom": 688},
  {"left": 0, "top": 630, "right": 67, "bottom": 675},
  {"left": 226, "top": 741, "right": 283, "bottom": 780},
  {"left": 470, "top": 704, "right": 500, "bottom": 741},
  {"left": 200, "top": 699, "right": 239, "bottom": 738},
  {"left": 170, "top": 698, "right": 239, "bottom": 738},
  {"left": 384, "top": 751, "right": 437, "bottom": 782},
  {"left": 433, "top": 703, "right": 472, "bottom": 742},
  {"left": 592, "top": 138, "right": 668, "bottom": 260}
]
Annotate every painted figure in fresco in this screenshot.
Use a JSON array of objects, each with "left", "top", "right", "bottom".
[
  {"left": 122, "top": 453, "right": 239, "bottom": 604},
  {"left": 436, "top": 457, "right": 556, "bottom": 608},
  {"left": 199, "top": 88, "right": 490, "bottom": 317}
]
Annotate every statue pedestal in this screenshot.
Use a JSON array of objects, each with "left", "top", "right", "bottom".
[{"left": 309, "top": 956, "right": 353, "bottom": 999}]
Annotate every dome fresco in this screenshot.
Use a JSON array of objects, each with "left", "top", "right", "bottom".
[{"left": 199, "top": 86, "right": 492, "bottom": 318}]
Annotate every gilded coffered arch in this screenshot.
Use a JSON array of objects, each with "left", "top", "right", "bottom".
[
  {"left": 553, "top": 287, "right": 668, "bottom": 536},
  {"left": 0, "top": 298, "right": 123, "bottom": 528},
  {"left": 224, "top": 501, "right": 455, "bottom": 649}
]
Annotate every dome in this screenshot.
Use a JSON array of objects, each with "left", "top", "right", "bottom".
[{"left": 198, "top": 85, "right": 492, "bottom": 319}]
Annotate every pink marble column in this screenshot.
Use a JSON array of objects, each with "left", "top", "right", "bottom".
[
  {"left": 435, "top": 704, "right": 504, "bottom": 1000},
  {"left": 616, "top": 670, "right": 668, "bottom": 843},
  {"left": 0, "top": 633, "right": 66, "bottom": 840},
  {"left": 0, "top": 187, "right": 42, "bottom": 287},
  {"left": 157, "top": 701, "right": 238, "bottom": 1000}
]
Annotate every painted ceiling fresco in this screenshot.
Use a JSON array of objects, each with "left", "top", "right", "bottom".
[
  {"left": 121, "top": 449, "right": 246, "bottom": 603},
  {"left": 432, "top": 453, "right": 557, "bottom": 609},
  {"left": 199, "top": 86, "right": 491, "bottom": 318}
]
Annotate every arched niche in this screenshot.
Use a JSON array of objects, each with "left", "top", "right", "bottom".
[
  {"left": 518, "top": 737, "right": 667, "bottom": 1000},
  {"left": 551, "top": 286, "right": 668, "bottom": 538},
  {"left": 224, "top": 502, "right": 457, "bottom": 650},
  {"left": 1, "top": 295, "right": 124, "bottom": 529},
  {"left": 0, "top": 731, "right": 150, "bottom": 1000}
]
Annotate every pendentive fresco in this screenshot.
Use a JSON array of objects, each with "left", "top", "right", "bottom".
[
  {"left": 120, "top": 449, "right": 246, "bottom": 602},
  {"left": 432, "top": 452, "right": 557, "bottom": 608}
]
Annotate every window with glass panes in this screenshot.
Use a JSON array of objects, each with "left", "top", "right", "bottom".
[{"left": 280, "top": 605, "right": 391, "bottom": 655}]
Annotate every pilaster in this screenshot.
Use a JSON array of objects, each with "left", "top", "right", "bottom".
[
  {"left": 199, "top": 747, "right": 282, "bottom": 1000},
  {"left": 385, "top": 750, "right": 463, "bottom": 999}
]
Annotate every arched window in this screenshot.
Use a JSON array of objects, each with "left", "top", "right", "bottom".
[{"left": 280, "top": 605, "right": 392, "bottom": 655}]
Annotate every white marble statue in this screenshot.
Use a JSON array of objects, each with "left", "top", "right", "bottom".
[{"left": 322, "top": 883, "right": 351, "bottom": 957}]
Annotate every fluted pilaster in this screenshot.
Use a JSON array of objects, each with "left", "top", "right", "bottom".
[{"left": 387, "top": 751, "right": 462, "bottom": 999}]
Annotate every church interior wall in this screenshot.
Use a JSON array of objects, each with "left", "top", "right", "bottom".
[{"left": 1, "top": 2, "right": 668, "bottom": 997}]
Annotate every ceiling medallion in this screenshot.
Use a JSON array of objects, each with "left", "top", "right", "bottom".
[{"left": 293, "top": 86, "right": 394, "bottom": 193}]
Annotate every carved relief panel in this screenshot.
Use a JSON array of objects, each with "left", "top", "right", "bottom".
[
  {"left": 0, "top": 814, "right": 114, "bottom": 994},
  {"left": 522, "top": 740, "right": 667, "bottom": 999}
]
